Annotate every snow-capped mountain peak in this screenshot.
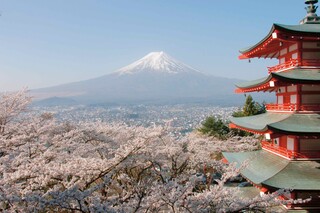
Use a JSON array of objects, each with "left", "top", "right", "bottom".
[
  {"left": 116, "top": 51, "right": 201, "bottom": 75},
  {"left": 31, "top": 51, "right": 240, "bottom": 105}
]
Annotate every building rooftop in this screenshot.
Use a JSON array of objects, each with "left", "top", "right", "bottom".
[
  {"left": 239, "top": 23, "right": 320, "bottom": 59},
  {"left": 230, "top": 112, "right": 320, "bottom": 135},
  {"left": 235, "top": 68, "right": 320, "bottom": 91},
  {"left": 223, "top": 150, "right": 320, "bottom": 190}
]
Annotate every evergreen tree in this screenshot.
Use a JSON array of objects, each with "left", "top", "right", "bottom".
[
  {"left": 231, "top": 95, "right": 266, "bottom": 136},
  {"left": 198, "top": 95, "right": 266, "bottom": 139},
  {"left": 233, "top": 95, "right": 266, "bottom": 117},
  {"left": 198, "top": 116, "right": 230, "bottom": 139}
]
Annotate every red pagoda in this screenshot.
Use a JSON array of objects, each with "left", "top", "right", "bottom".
[{"left": 223, "top": 0, "right": 320, "bottom": 211}]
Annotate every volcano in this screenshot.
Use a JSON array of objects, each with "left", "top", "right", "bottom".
[{"left": 32, "top": 52, "right": 241, "bottom": 105}]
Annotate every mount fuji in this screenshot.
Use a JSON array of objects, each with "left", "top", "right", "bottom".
[
  {"left": 116, "top": 51, "right": 201, "bottom": 75},
  {"left": 32, "top": 52, "right": 241, "bottom": 105}
]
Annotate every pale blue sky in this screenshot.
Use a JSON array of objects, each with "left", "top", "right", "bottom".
[{"left": 0, "top": 0, "right": 306, "bottom": 91}]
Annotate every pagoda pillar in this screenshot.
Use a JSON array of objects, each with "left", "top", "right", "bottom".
[
  {"left": 298, "top": 41, "right": 303, "bottom": 66},
  {"left": 296, "top": 84, "right": 302, "bottom": 111}
]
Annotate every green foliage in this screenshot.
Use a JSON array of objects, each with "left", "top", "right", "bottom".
[
  {"left": 231, "top": 95, "right": 266, "bottom": 136},
  {"left": 232, "top": 95, "right": 266, "bottom": 117},
  {"left": 198, "top": 95, "right": 266, "bottom": 139},
  {"left": 198, "top": 116, "right": 230, "bottom": 140}
]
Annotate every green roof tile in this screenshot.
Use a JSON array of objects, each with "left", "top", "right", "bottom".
[
  {"left": 223, "top": 150, "right": 288, "bottom": 184},
  {"left": 235, "top": 76, "right": 271, "bottom": 89},
  {"left": 269, "top": 113, "right": 320, "bottom": 134},
  {"left": 275, "top": 23, "right": 320, "bottom": 33},
  {"left": 264, "top": 160, "right": 320, "bottom": 190},
  {"left": 230, "top": 112, "right": 291, "bottom": 132},
  {"left": 235, "top": 69, "right": 320, "bottom": 89},
  {"left": 223, "top": 150, "right": 320, "bottom": 190},
  {"left": 273, "top": 69, "right": 320, "bottom": 82},
  {"left": 231, "top": 112, "right": 320, "bottom": 134}
]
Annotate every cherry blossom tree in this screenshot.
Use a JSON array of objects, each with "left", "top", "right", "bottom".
[
  {"left": 0, "top": 88, "right": 31, "bottom": 134},
  {"left": 0, "top": 90, "right": 306, "bottom": 212}
]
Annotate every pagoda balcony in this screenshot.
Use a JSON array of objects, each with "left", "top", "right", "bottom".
[
  {"left": 268, "top": 59, "right": 320, "bottom": 74},
  {"left": 261, "top": 141, "right": 320, "bottom": 159},
  {"left": 266, "top": 103, "right": 320, "bottom": 112},
  {"left": 265, "top": 103, "right": 297, "bottom": 111},
  {"left": 267, "top": 59, "right": 299, "bottom": 74}
]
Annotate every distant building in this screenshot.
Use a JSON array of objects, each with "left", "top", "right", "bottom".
[{"left": 224, "top": 0, "right": 320, "bottom": 211}]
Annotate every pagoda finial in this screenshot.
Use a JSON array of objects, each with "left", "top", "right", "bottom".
[
  {"left": 300, "top": 0, "right": 320, "bottom": 24},
  {"left": 305, "top": 0, "right": 318, "bottom": 16}
]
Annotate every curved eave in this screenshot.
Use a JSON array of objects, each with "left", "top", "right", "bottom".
[
  {"left": 229, "top": 123, "right": 269, "bottom": 135},
  {"left": 235, "top": 76, "right": 273, "bottom": 93},
  {"left": 223, "top": 150, "right": 320, "bottom": 190},
  {"left": 235, "top": 69, "right": 320, "bottom": 93},
  {"left": 239, "top": 25, "right": 276, "bottom": 57},
  {"left": 239, "top": 23, "right": 320, "bottom": 59}
]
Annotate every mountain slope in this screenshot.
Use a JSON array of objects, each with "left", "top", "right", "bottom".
[{"left": 32, "top": 52, "right": 242, "bottom": 105}]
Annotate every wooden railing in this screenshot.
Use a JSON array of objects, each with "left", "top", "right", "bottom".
[
  {"left": 261, "top": 141, "right": 320, "bottom": 159},
  {"left": 267, "top": 59, "right": 320, "bottom": 73},
  {"left": 266, "top": 104, "right": 320, "bottom": 112},
  {"left": 261, "top": 141, "right": 295, "bottom": 159},
  {"left": 267, "top": 59, "right": 299, "bottom": 73},
  {"left": 265, "top": 103, "right": 297, "bottom": 111}
]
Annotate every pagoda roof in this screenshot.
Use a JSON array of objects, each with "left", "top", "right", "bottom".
[
  {"left": 230, "top": 112, "right": 320, "bottom": 135},
  {"left": 236, "top": 76, "right": 270, "bottom": 90},
  {"left": 223, "top": 150, "right": 320, "bottom": 190},
  {"left": 268, "top": 113, "right": 320, "bottom": 134},
  {"left": 274, "top": 68, "right": 320, "bottom": 82},
  {"left": 275, "top": 23, "right": 320, "bottom": 34},
  {"left": 235, "top": 68, "right": 320, "bottom": 92},
  {"left": 239, "top": 23, "right": 320, "bottom": 59}
]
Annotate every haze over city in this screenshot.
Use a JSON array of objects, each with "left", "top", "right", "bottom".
[{"left": 0, "top": 0, "right": 303, "bottom": 92}]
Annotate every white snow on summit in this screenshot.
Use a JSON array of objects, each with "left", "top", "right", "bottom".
[{"left": 116, "top": 51, "right": 201, "bottom": 75}]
